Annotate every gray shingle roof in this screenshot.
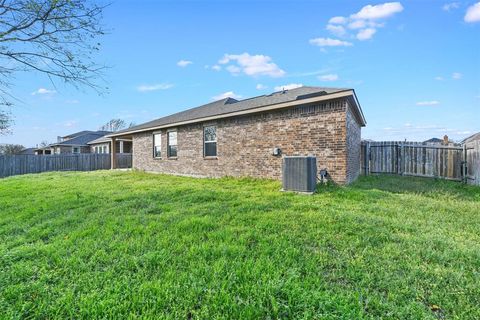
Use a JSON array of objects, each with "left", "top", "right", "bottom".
[
  {"left": 111, "top": 86, "right": 358, "bottom": 136},
  {"left": 87, "top": 136, "right": 111, "bottom": 145},
  {"left": 61, "top": 130, "right": 111, "bottom": 139},
  {"left": 49, "top": 131, "right": 112, "bottom": 147},
  {"left": 462, "top": 132, "right": 480, "bottom": 144},
  {"left": 18, "top": 148, "right": 36, "bottom": 155}
]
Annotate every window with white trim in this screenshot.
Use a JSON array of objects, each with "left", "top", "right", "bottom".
[
  {"left": 153, "top": 133, "right": 162, "bottom": 158},
  {"left": 72, "top": 147, "right": 80, "bottom": 154},
  {"left": 204, "top": 126, "right": 217, "bottom": 157},
  {"left": 167, "top": 131, "right": 177, "bottom": 157}
]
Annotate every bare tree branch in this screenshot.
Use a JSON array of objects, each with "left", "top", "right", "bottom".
[{"left": 0, "top": 0, "right": 108, "bottom": 134}]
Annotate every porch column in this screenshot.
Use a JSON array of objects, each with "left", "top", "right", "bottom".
[{"left": 111, "top": 137, "right": 117, "bottom": 169}]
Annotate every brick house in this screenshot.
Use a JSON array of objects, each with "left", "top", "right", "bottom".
[{"left": 107, "top": 86, "right": 366, "bottom": 184}]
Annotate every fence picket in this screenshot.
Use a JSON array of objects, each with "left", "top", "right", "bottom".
[
  {"left": 0, "top": 154, "right": 132, "bottom": 178},
  {"left": 361, "top": 141, "right": 468, "bottom": 182}
]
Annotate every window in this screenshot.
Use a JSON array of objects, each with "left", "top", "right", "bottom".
[
  {"left": 204, "top": 126, "right": 217, "bottom": 157},
  {"left": 167, "top": 131, "right": 177, "bottom": 157},
  {"left": 103, "top": 145, "right": 108, "bottom": 154},
  {"left": 153, "top": 133, "right": 162, "bottom": 158},
  {"left": 72, "top": 147, "right": 80, "bottom": 154}
]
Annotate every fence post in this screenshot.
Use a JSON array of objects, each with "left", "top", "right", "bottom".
[
  {"left": 400, "top": 144, "right": 404, "bottom": 176},
  {"left": 365, "top": 142, "right": 370, "bottom": 175},
  {"left": 463, "top": 144, "right": 467, "bottom": 183}
]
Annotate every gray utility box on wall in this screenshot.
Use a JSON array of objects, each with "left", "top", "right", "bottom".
[{"left": 282, "top": 156, "right": 317, "bottom": 193}]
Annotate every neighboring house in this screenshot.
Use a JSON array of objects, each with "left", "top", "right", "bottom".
[
  {"left": 35, "top": 131, "right": 112, "bottom": 155},
  {"left": 462, "top": 132, "right": 480, "bottom": 144},
  {"left": 88, "top": 136, "right": 132, "bottom": 154},
  {"left": 17, "top": 148, "right": 36, "bottom": 155},
  {"left": 424, "top": 135, "right": 455, "bottom": 146},
  {"left": 106, "top": 86, "right": 366, "bottom": 184},
  {"left": 423, "top": 137, "right": 443, "bottom": 144}
]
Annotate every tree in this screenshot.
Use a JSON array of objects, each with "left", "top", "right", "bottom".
[
  {"left": 0, "top": 144, "right": 25, "bottom": 154},
  {"left": 0, "top": 0, "right": 107, "bottom": 134},
  {"left": 100, "top": 119, "right": 126, "bottom": 132},
  {"left": 0, "top": 110, "right": 11, "bottom": 134},
  {"left": 39, "top": 140, "right": 50, "bottom": 148}
]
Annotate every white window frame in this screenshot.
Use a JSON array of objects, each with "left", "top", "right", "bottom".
[
  {"left": 72, "top": 147, "right": 80, "bottom": 154},
  {"left": 153, "top": 132, "right": 162, "bottom": 158},
  {"left": 203, "top": 126, "right": 217, "bottom": 157},
  {"left": 167, "top": 130, "right": 178, "bottom": 158}
]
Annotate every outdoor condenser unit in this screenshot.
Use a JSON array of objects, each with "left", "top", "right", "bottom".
[{"left": 282, "top": 156, "right": 317, "bottom": 193}]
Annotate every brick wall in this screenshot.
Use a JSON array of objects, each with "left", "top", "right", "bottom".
[
  {"left": 345, "top": 101, "right": 362, "bottom": 183},
  {"left": 132, "top": 98, "right": 362, "bottom": 184}
]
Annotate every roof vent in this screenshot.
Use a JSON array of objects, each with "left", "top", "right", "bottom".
[
  {"left": 224, "top": 97, "right": 238, "bottom": 104},
  {"left": 296, "top": 91, "right": 327, "bottom": 100}
]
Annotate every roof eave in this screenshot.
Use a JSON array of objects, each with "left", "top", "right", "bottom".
[
  {"left": 106, "top": 90, "right": 359, "bottom": 138},
  {"left": 348, "top": 89, "right": 367, "bottom": 127}
]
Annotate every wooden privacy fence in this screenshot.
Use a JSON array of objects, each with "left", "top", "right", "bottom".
[
  {"left": 465, "top": 140, "right": 480, "bottom": 185},
  {"left": 0, "top": 154, "right": 132, "bottom": 178},
  {"left": 361, "top": 141, "right": 473, "bottom": 182}
]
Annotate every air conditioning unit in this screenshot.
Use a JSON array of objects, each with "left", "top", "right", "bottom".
[{"left": 282, "top": 156, "right": 317, "bottom": 193}]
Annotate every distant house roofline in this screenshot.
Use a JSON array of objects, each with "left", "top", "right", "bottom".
[{"left": 46, "top": 131, "right": 112, "bottom": 148}]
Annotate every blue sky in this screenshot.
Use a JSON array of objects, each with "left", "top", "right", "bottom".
[{"left": 2, "top": 0, "right": 479, "bottom": 147}]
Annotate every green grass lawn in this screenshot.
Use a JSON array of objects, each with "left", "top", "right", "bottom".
[{"left": 0, "top": 171, "right": 479, "bottom": 319}]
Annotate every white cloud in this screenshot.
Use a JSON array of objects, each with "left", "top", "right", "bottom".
[
  {"left": 226, "top": 65, "right": 241, "bottom": 74},
  {"left": 63, "top": 120, "right": 78, "bottom": 127},
  {"left": 137, "top": 83, "right": 173, "bottom": 92},
  {"left": 256, "top": 84, "right": 267, "bottom": 90},
  {"left": 324, "top": 2, "right": 403, "bottom": 41},
  {"left": 434, "top": 76, "right": 444, "bottom": 81},
  {"left": 442, "top": 2, "right": 460, "bottom": 11},
  {"left": 274, "top": 83, "right": 303, "bottom": 91},
  {"left": 465, "top": 2, "right": 480, "bottom": 22},
  {"left": 356, "top": 28, "right": 377, "bottom": 40},
  {"left": 452, "top": 72, "right": 462, "bottom": 80},
  {"left": 348, "top": 19, "right": 367, "bottom": 29},
  {"left": 329, "top": 16, "right": 347, "bottom": 24},
  {"left": 212, "top": 91, "right": 242, "bottom": 101},
  {"left": 218, "top": 53, "right": 285, "bottom": 78},
  {"left": 212, "top": 65, "right": 221, "bottom": 71},
  {"left": 309, "top": 37, "right": 353, "bottom": 47},
  {"left": 177, "top": 60, "right": 193, "bottom": 67},
  {"left": 65, "top": 99, "right": 80, "bottom": 104},
  {"left": 31, "top": 88, "right": 56, "bottom": 95},
  {"left": 351, "top": 2, "right": 404, "bottom": 20},
  {"left": 416, "top": 100, "right": 440, "bottom": 106},
  {"left": 326, "top": 24, "right": 346, "bottom": 36},
  {"left": 318, "top": 74, "right": 339, "bottom": 81}
]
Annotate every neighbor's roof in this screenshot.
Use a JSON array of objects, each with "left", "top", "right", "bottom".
[
  {"left": 87, "top": 136, "right": 111, "bottom": 145},
  {"left": 49, "top": 131, "right": 112, "bottom": 147},
  {"left": 462, "top": 132, "right": 480, "bottom": 144},
  {"left": 423, "top": 137, "right": 443, "bottom": 143},
  {"left": 61, "top": 130, "right": 94, "bottom": 139},
  {"left": 87, "top": 136, "right": 132, "bottom": 145},
  {"left": 17, "top": 148, "right": 36, "bottom": 155},
  {"left": 108, "top": 86, "right": 365, "bottom": 137}
]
